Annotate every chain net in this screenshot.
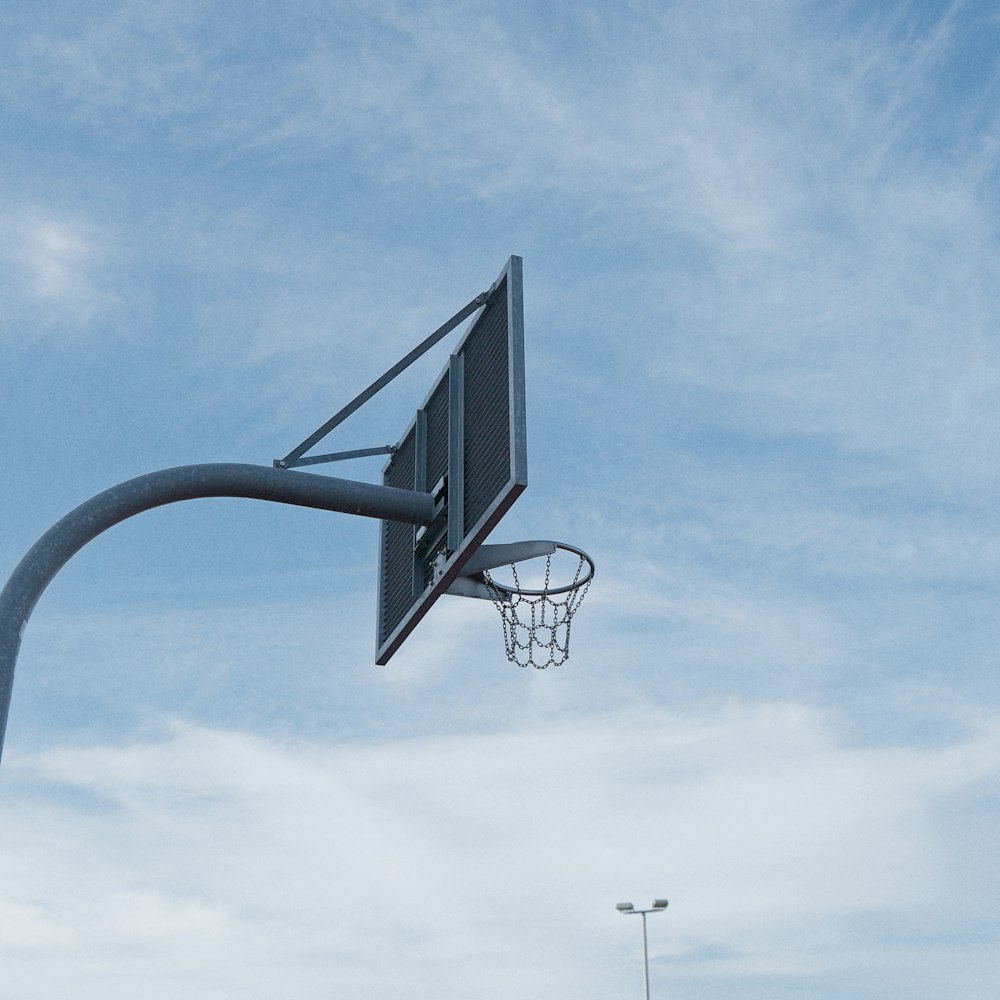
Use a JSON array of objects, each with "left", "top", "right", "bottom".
[{"left": 483, "top": 551, "right": 593, "bottom": 668}]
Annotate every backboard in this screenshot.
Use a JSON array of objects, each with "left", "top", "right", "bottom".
[{"left": 376, "top": 256, "right": 526, "bottom": 663}]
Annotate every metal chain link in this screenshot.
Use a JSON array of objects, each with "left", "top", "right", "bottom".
[{"left": 484, "top": 553, "right": 592, "bottom": 669}]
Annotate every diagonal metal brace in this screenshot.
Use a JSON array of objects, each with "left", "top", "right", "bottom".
[{"left": 275, "top": 291, "right": 489, "bottom": 469}]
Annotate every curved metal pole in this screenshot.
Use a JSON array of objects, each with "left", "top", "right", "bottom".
[{"left": 0, "top": 463, "right": 435, "bottom": 764}]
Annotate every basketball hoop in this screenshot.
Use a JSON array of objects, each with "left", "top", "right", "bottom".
[{"left": 482, "top": 543, "right": 594, "bottom": 669}]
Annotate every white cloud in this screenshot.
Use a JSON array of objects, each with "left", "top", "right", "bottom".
[
  {"left": 24, "top": 222, "right": 90, "bottom": 300},
  {"left": 1, "top": 704, "right": 997, "bottom": 998},
  {"left": 0, "top": 211, "right": 119, "bottom": 338}
]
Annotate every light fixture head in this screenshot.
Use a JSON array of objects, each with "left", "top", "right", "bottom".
[
  {"left": 652, "top": 899, "right": 669, "bottom": 909},
  {"left": 616, "top": 902, "right": 635, "bottom": 912}
]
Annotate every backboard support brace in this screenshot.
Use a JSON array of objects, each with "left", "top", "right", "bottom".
[{"left": 274, "top": 291, "right": 489, "bottom": 470}]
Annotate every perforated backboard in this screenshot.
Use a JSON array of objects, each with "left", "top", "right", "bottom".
[{"left": 376, "top": 256, "right": 526, "bottom": 663}]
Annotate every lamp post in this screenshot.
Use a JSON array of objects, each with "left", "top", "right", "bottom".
[{"left": 616, "top": 899, "right": 669, "bottom": 1000}]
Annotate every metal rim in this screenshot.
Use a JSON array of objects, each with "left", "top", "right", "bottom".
[{"left": 485, "top": 542, "right": 595, "bottom": 598}]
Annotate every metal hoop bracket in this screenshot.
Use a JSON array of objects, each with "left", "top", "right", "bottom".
[{"left": 445, "top": 541, "right": 595, "bottom": 600}]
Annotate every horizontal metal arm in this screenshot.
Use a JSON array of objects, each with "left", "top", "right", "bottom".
[
  {"left": 456, "top": 541, "right": 557, "bottom": 576},
  {"left": 446, "top": 541, "right": 557, "bottom": 600},
  {"left": 280, "top": 445, "right": 396, "bottom": 469},
  {"left": 0, "top": 463, "right": 435, "bottom": 765}
]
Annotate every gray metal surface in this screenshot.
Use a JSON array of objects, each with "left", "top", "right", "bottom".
[
  {"left": 285, "top": 445, "right": 396, "bottom": 467},
  {"left": 455, "top": 541, "right": 557, "bottom": 577},
  {"left": 0, "top": 463, "right": 435, "bottom": 764},
  {"left": 376, "top": 256, "right": 526, "bottom": 663}
]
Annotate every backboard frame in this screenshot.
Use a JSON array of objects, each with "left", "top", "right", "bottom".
[{"left": 376, "top": 255, "right": 526, "bottom": 664}]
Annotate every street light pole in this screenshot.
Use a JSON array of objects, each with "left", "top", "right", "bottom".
[
  {"left": 640, "top": 909, "right": 650, "bottom": 1000},
  {"left": 616, "top": 899, "right": 669, "bottom": 1000}
]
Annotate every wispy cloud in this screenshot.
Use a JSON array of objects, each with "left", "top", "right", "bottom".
[
  {"left": 7, "top": 1, "right": 997, "bottom": 483},
  {"left": 0, "top": 211, "right": 119, "bottom": 339}
]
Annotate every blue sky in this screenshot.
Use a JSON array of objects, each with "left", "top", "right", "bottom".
[{"left": 1, "top": 1, "right": 999, "bottom": 997}]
